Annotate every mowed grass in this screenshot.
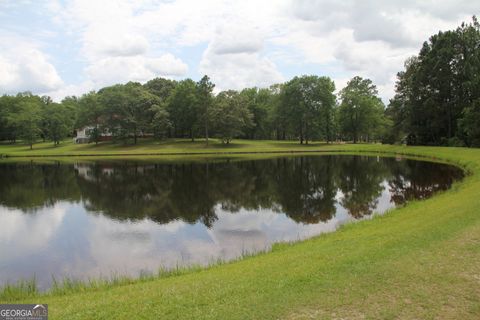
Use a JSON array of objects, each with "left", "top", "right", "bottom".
[
  {"left": 1, "top": 141, "right": 480, "bottom": 319},
  {"left": 0, "top": 138, "right": 334, "bottom": 157}
]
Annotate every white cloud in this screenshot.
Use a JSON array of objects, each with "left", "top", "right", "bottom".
[
  {"left": 86, "top": 54, "right": 188, "bottom": 87},
  {"left": 90, "top": 33, "right": 150, "bottom": 57},
  {"left": 0, "top": 203, "right": 67, "bottom": 259},
  {"left": 44, "top": 0, "right": 189, "bottom": 91},
  {"left": 46, "top": 81, "right": 95, "bottom": 101},
  {"left": 200, "top": 47, "right": 284, "bottom": 91},
  {"left": 199, "top": 20, "right": 283, "bottom": 90},
  {"left": 283, "top": 0, "right": 479, "bottom": 100},
  {"left": 210, "top": 23, "right": 264, "bottom": 55},
  {"left": 0, "top": 44, "right": 63, "bottom": 94}
]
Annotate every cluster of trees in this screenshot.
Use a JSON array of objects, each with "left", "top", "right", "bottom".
[
  {"left": 0, "top": 94, "right": 76, "bottom": 148},
  {"left": 0, "top": 74, "right": 388, "bottom": 148},
  {"left": 387, "top": 16, "right": 480, "bottom": 146},
  {"left": 1, "top": 17, "right": 478, "bottom": 148}
]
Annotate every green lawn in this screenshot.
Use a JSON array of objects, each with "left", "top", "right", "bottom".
[
  {"left": 1, "top": 141, "right": 480, "bottom": 319},
  {"left": 0, "top": 138, "right": 336, "bottom": 157}
]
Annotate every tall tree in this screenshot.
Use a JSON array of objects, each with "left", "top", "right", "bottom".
[
  {"left": 8, "top": 99, "right": 42, "bottom": 149},
  {"left": 150, "top": 104, "right": 172, "bottom": 140},
  {"left": 76, "top": 92, "right": 104, "bottom": 144},
  {"left": 0, "top": 95, "right": 18, "bottom": 143},
  {"left": 338, "top": 76, "right": 385, "bottom": 143},
  {"left": 144, "top": 78, "right": 177, "bottom": 102},
  {"left": 389, "top": 16, "right": 480, "bottom": 145},
  {"left": 167, "top": 79, "right": 198, "bottom": 140},
  {"left": 212, "top": 90, "right": 253, "bottom": 144},
  {"left": 268, "top": 84, "right": 287, "bottom": 140},
  {"left": 99, "top": 82, "right": 159, "bottom": 144},
  {"left": 44, "top": 103, "right": 72, "bottom": 145},
  {"left": 239, "top": 88, "right": 273, "bottom": 139},
  {"left": 280, "top": 75, "right": 336, "bottom": 144},
  {"left": 458, "top": 99, "right": 480, "bottom": 147},
  {"left": 196, "top": 75, "right": 215, "bottom": 145}
]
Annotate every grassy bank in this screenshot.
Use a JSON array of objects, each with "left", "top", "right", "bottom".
[
  {"left": 1, "top": 142, "right": 479, "bottom": 319},
  {"left": 0, "top": 138, "right": 337, "bottom": 157}
]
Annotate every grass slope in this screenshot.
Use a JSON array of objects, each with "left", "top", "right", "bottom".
[
  {"left": 0, "top": 138, "right": 337, "bottom": 157},
  {"left": 1, "top": 141, "right": 479, "bottom": 319}
]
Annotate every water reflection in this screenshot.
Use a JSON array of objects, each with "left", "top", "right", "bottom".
[{"left": 0, "top": 156, "right": 463, "bottom": 289}]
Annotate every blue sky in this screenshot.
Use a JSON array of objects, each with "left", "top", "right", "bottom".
[{"left": 0, "top": 0, "right": 478, "bottom": 102}]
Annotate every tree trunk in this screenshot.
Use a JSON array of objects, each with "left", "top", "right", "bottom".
[
  {"left": 447, "top": 104, "right": 452, "bottom": 139},
  {"left": 205, "top": 118, "right": 209, "bottom": 146},
  {"left": 300, "top": 122, "right": 304, "bottom": 144},
  {"left": 305, "top": 122, "right": 309, "bottom": 145}
]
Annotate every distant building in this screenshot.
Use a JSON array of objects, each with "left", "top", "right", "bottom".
[{"left": 73, "top": 126, "right": 112, "bottom": 144}]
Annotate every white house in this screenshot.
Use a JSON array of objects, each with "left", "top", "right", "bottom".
[
  {"left": 73, "top": 126, "right": 113, "bottom": 144},
  {"left": 73, "top": 127, "right": 91, "bottom": 144}
]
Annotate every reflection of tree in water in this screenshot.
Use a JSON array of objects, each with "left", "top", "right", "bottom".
[
  {"left": 274, "top": 157, "right": 337, "bottom": 223},
  {"left": 76, "top": 162, "right": 220, "bottom": 227},
  {"left": 336, "top": 156, "right": 390, "bottom": 218},
  {"left": 0, "top": 156, "right": 463, "bottom": 226},
  {"left": 387, "top": 159, "right": 464, "bottom": 205},
  {"left": 0, "top": 163, "right": 81, "bottom": 210}
]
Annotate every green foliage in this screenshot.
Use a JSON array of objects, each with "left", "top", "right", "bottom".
[
  {"left": 458, "top": 99, "right": 480, "bottom": 147},
  {"left": 76, "top": 92, "right": 104, "bottom": 144},
  {"left": 196, "top": 75, "right": 215, "bottom": 144},
  {"left": 338, "top": 76, "right": 386, "bottom": 143},
  {"left": 238, "top": 88, "right": 272, "bottom": 139},
  {"left": 7, "top": 96, "right": 43, "bottom": 149},
  {"left": 0, "top": 95, "right": 19, "bottom": 142},
  {"left": 150, "top": 104, "right": 172, "bottom": 140},
  {"left": 98, "top": 82, "right": 160, "bottom": 144},
  {"left": 144, "top": 78, "right": 177, "bottom": 102},
  {"left": 279, "top": 75, "right": 336, "bottom": 144},
  {"left": 167, "top": 79, "right": 198, "bottom": 140},
  {"left": 212, "top": 90, "right": 253, "bottom": 144},
  {"left": 389, "top": 16, "right": 480, "bottom": 145},
  {"left": 43, "top": 103, "right": 72, "bottom": 145}
]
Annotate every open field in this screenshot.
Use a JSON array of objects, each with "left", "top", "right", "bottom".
[{"left": 1, "top": 141, "right": 479, "bottom": 319}]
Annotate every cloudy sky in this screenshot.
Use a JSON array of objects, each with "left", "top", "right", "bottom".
[{"left": 0, "top": 0, "right": 478, "bottom": 102}]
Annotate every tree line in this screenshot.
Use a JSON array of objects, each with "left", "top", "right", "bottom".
[
  {"left": 0, "top": 75, "right": 389, "bottom": 148},
  {"left": 386, "top": 16, "right": 480, "bottom": 146},
  {"left": 0, "top": 17, "right": 478, "bottom": 148}
]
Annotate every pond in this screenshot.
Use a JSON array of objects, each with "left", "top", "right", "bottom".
[{"left": 0, "top": 155, "right": 464, "bottom": 290}]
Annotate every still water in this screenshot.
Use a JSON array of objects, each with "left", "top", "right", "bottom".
[{"left": 0, "top": 155, "right": 463, "bottom": 289}]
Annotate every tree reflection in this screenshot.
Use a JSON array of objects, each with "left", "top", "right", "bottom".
[
  {"left": 336, "top": 156, "right": 390, "bottom": 218},
  {"left": 0, "top": 162, "right": 81, "bottom": 210},
  {"left": 0, "top": 156, "right": 463, "bottom": 226},
  {"left": 387, "top": 159, "right": 464, "bottom": 205}
]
